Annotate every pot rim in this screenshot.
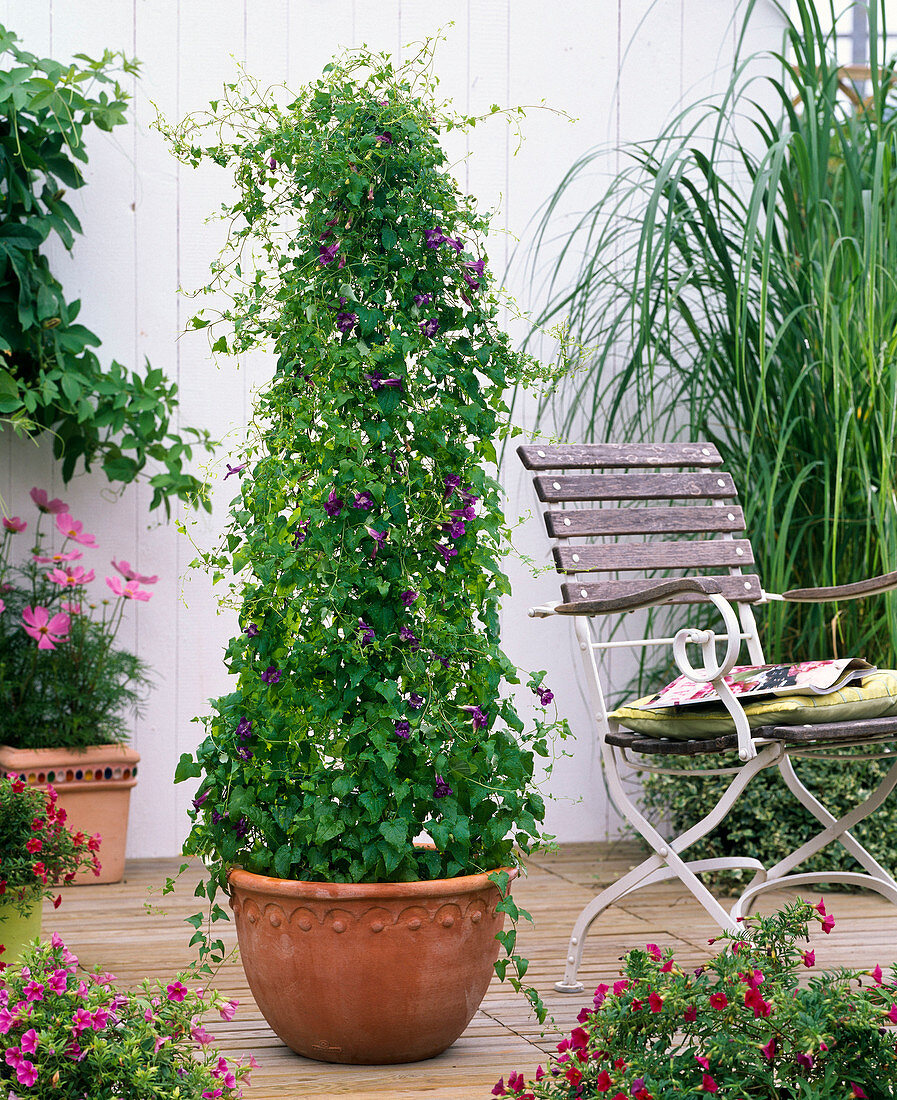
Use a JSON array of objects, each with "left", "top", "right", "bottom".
[
  {"left": 0, "top": 744, "right": 140, "bottom": 766},
  {"left": 227, "top": 862, "right": 518, "bottom": 901}
]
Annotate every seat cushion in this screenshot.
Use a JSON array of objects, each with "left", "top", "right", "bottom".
[{"left": 608, "top": 670, "right": 897, "bottom": 740}]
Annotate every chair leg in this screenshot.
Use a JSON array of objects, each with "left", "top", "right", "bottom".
[
  {"left": 555, "top": 741, "right": 780, "bottom": 993},
  {"left": 729, "top": 753, "right": 897, "bottom": 919}
]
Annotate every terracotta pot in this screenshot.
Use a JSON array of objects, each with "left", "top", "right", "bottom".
[
  {"left": 0, "top": 745, "right": 140, "bottom": 885},
  {"left": 228, "top": 863, "right": 517, "bottom": 1064},
  {"left": 0, "top": 894, "right": 42, "bottom": 966}
]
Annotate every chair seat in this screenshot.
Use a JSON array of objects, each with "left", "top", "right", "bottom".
[{"left": 608, "top": 715, "right": 897, "bottom": 755}]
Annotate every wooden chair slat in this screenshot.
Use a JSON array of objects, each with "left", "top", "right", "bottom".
[
  {"left": 534, "top": 472, "right": 737, "bottom": 503},
  {"left": 545, "top": 505, "right": 746, "bottom": 538},
  {"left": 518, "top": 442, "right": 722, "bottom": 470},
  {"left": 560, "top": 574, "right": 762, "bottom": 606},
  {"left": 553, "top": 539, "right": 755, "bottom": 573}
]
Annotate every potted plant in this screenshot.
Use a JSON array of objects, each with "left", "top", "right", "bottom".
[
  {"left": 164, "top": 46, "right": 565, "bottom": 1064},
  {"left": 0, "top": 488, "right": 156, "bottom": 883},
  {"left": 494, "top": 901, "right": 897, "bottom": 1098},
  {"left": 0, "top": 774, "right": 99, "bottom": 964},
  {"left": 0, "top": 935, "right": 253, "bottom": 1096}
]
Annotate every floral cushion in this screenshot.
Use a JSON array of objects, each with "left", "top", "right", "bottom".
[{"left": 608, "top": 671, "right": 897, "bottom": 740}]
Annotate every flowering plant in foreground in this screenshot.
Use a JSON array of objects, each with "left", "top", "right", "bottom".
[
  {"left": 0, "top": 936, "right": 252, "bottom": 1098},
  {"left": 0, "top": 489, "right": 155, "bottom": 749},
  {"left": 160, "top": 45, "right": 567, "bottom": 1015},
  {"left": 0, "top": 776, "right": 100, "bottom": 917},
  {"left": 496, "top": 901, "right": 897, "bottom": 1099}
]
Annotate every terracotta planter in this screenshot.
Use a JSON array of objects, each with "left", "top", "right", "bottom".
[
  {"left": 228, "top": 863, "right": 517, "bottom": 1064},
  {"left": 0, "top": 745, "right": 139, "bottom": 885},
  {"left": 0, "top": 894, "right": 42, "bottom": 966}
]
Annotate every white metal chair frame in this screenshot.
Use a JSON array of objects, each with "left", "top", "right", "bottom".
[{"left": 519, "top": 442, "right": 897, "bottom": 994}]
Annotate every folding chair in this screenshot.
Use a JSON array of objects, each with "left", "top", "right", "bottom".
[{"left": 518, "top": 441, "right": 897, "bottom": 993}]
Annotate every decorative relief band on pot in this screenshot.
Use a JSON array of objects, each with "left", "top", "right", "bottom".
[
  {"left": 9, "top": 764, "right": 138, "bottom": 787},
  {"left": 230, "top": 894, "right": 495, "bottom": 933}
]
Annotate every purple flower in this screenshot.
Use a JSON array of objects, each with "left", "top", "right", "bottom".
[
  {"left": 244, "top": 623, "right": 259, "bottom": 637},
  {"left": 363, "top": 371, "right": 403, "bottom": 391},
  {"left": 795, "top": 1052, "right": 814, "bottom": 1071},
  {"left": 446, "top": 520, "right": 466, "bottom": 539},
  {"left": 366, "top": 526, "right": 388, "bottom": 559},
  {"left": 536, "top": 686, "right": 554, "bottom": 707},
  {"left": 192, "top": 791, "right": 208, "bottom": 811},
  {"left": 224, "top": 462, "right": 246, "bottom": 480},
  {"left": 395, "top": 720, "right": 411, "bottom": 739},
  {"left": 462, "top": 705, "right": 488, "bottom": 730},
  {"left": 399, "top": 625, "right": 420, "bottom": 651},
  {"left": 424, "top": 226, "right": 446, "bottom": 249},
  {"left": 434, "top": 775, "right": 453, "bottom": 799},
  {"left": 235, "top": 816, "right": 250, "bottom": 838},
  {"left": 462, "top": 270, "right": 480, "bottom": 291},
  {"left": 459, "top": 488, "right": 479, "bottom": 506},
  {"left": 374, "top": 132, "right": 393, "bottom": 146},
  {"left": 413, "top": 293, "right": 433, "bottom": 306},
  {"left": 352, "top": 492, "right": 374, "bottom": 510},
  {"left": 211, "top": 810, "right": 224, "bottom": 824},
  {"left": 268, "top": 156, "right": 277, "bottom": 169},
  {"left": 323, "top": 490, "right": 344, "bottom": 517},
  {"left": 235, "top": 717, "right": 252, "bottom": 741},
  {"left": 400, "top": 589, "right": 418, "bottom": 606},
  {"left": 443, "top": 235, "right": 463, "bottom": 254},
  {"left": 451, "top": 505, "right": 476, "bottom": 522},
  {"left": 236, "top": 746, "right": 253, "bottom": 761},
  {"left": 631, "top": 1080, "right": 646, "bottom": 1096},
  {"left": 465, "top": 259, "right": 485, "bottom": 278},
  {"left": 358, "top": 619, "right": 375, "bottom": 647},
  {"left": 318, "top": 240, "right": 340, "bottom": 264},
  {"left": 260, "top": 666, "right": 281, "bottom": 684},
  {"left": 443, "top": 475, "right": 461, "bottom": 498},
  {"left": 432, "top": 652, "right": 450, "bottom": 669},
  {"left": 436, "top": 543, "right": 458, "bottom": 563},
  {"left": 336, "top": 311, "right": 358, "bottom": 334},
  {"left": 419, "top": 318, "right": 439, "bottom": 338},
  {"left": 292, "top": 521, "right": 309, "bottom": 547},
  {"left": 408, "top": 692, "right": 425, "bottom": 709}
]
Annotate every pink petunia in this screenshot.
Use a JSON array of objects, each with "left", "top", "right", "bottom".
[
  {"left": 21, "top": 606, "right": 71, "bottom": 650},
  {"left": 887, "top": 1004, "right": 897, "bottom": 1025},
  {"left": 16, "top": 1059, "right": 38, "bottom": 1087},
  {"left": 709, "top": 992, "right": 728, "bottom": 1010},
  {"left": 648, "top": 992, "right": 663, "bottom": 1013},
  {"left": 55, "top": 513, "right": 97, "bottom": 547},
  {"left": 105, "top": 576, "right": 152, "bottom": 602},
  {"left": 30, "top": 487, "right": 68, "bottom": 514},
  {"left": 851, "top": 1085, "right": 869, "bottom": 1099},
  {"left": 111, "top": 559, "right": 158, "bottom": 585},
  {"left": 760, "top": 1036, "right": 777, "bottom": 1061},
  {"left": 166, "top": 981, "right": 188, "bottom": 1003},
  {"left": 20, "top": 1029, "right": 38, "bottom": 1055},
  {"left": 821, "top": 913, "right": 835, "bottom": 934},
  {"left": 872, "top": 964, "right": 884, "bottom": 985},
  {"left": 2, "top": 516, "right": 26, "bottom": 533},
  {"left": 701, "top": 1074, "right": 719, "bottom": 1093},
  {"left": 219, "top": 998, "right": 239, "bottom": 1022},
  {"left": 802, "top": 950, "right": 815, "bottom": 967},
  {"left": 0, "top": 597, "right": 4, "bottom": 615}
]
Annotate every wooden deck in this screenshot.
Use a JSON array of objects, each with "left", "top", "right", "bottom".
[{"left": 46, "top": 842, "right": 897, "bottom": 1100}]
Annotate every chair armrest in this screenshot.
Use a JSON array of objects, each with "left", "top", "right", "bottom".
[
  {"left": 777, "top": 569, "right": 897, "bottom": 603},
  {"left": 554, "top": 577, "right": 722, "bottom": 616}
]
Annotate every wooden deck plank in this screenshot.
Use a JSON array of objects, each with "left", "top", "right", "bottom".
[{"left": 37, "top": 844, "right": 897, "bottom": 1099}]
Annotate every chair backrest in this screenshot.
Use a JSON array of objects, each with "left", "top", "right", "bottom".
[{"left": 517, "top": 441, "right": 763, "bottom": 610}]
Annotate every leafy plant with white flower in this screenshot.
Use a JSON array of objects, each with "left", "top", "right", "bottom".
[
  {"left": 0, "top": 488, "right": 156, "bottom": 749},
  {"left": 0, "top": 934, "right": 253, "bottom": 1098},
  {"left": 161, "top": 45, "right": 568, "bottom": 1017}
]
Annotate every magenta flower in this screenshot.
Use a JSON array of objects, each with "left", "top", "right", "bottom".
[
  {"left": 648, "top": 991, "right": 663, "bottom": 1012},
  {"left": 22, "top": 606, "right": 71, "bottom": 650},
  {"left": 443, "top": 235, "right": 463, "bottom": 254},
  {"left": 47, "top": 566, "right": 95, "bottom": 588},
  {"left": 19, "top": 1029, "right": 38, "bottom": 1055},
  {"left": 30, "top": 487, "right": 68, "bottom": 514},
  {"left": 191, "top": 1023, "right": 216, "bottom": 1046},
  {"left": 709, "top": 992, "right": 728, "bottom": 1009},
  {"left": 2, "top": 516, "right": 26, "bottom": 533},
  {"left": 400, "top": 589, "right": 418, "bottom": 605},
  {"left": 398, "top": 625, "right": 420, "bottom": 651},
  {"left": 871, "top": 964, "right": 883, "bottom": 984},
  {"left": 464, "top": 258, "right": 485, "bottom": 278},
  {"left": 443, "top": 474, "right": 461, "bottom": 497},
  {"left": 166, "top": 981, "right": 188, "bottom": 1003},
  {"left": 535, "top": 685, "right": 554, "bottom": 706},
  {"left": 436, "top": 543, "right": 458, "bottom": 563},
  {"left": 374, "top": 132, "right": 393, "bottom": 146},
  {"left": 15, "top": 1060, "right": 38, "bottom": 1087},
  {"left": 110, "top": 559, "right": 158, "bottom": 584},
  {"left": 888, "top": 1003, "right": 897, "bottom": 1024},
  {"left": 0, "top": 598, "right": 4, "bottom": 615},
  {"left": 105, "top": 576, "right": 152, "bottom": 602},
  {"left": 363, "top": 371, "right": 402, "bottom": 390},
  {"left": 461, "top": 704, "right": 488, "bottom": 730},
  {"left": 851, "top": 1086, "right": 869, "bottom": 1099},
  {"left": 33, "top": 550, "right": 82, "bottom": 565},
  {"left": 22, "top": 981, "right": 44, "bottom": 1003},
  {"left": 418, "top": 318, "right": 439, "bottom": 338},
  {"left": 55, "top": 513, "right": 97, "bottom": 547},
  {"left": 802, "top": 949, "right": 815, "bottom": 967},
  {"left": 219, "top": 999, "right": 239, "bottom": 1022},
  {"left": 61, "top": 601, "right": 82, "bottom": 615},
  {"left": 424, "top": 226, "right": 446, "bottom": 249},
  {"left": 821, "top": 912, "right": 835, "bottom": 933}
]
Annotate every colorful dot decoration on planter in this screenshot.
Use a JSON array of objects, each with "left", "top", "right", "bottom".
[{"left": 12, "top": 765, "right": 137, "bottom": 786}]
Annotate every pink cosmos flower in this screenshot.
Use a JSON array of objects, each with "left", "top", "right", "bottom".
[
  {"left": 0, "top": 598, "right": 4, "bottom": 615},
  {"left": 105, "top": 576, "right": 152, "bottom": 601},
  {"left": 2, "top": 516, "right": 26, "bottom": 533},
  {"left": 47, "top": 566, "right": 95, "bottom": 588},
  {"left": 60, "top": 602, "right": 82, "bottom": 615},
  {"left": 111, "top": 559, "right": 158, "bottom": 585},
  {"left": 21, "top": 606, "right": 71, "bottom": 650},
  {"left": 219, "top": 998, "right": 239, "bottom": 1022},
  {"left": 55, "top": 513, "right": 97, "bottom": 547},
  {"left": 30, "top": 487, "right": 68, "bottom": 514},
  {"left": 33, "top": 550, "right": 82, "bottom": 564}
]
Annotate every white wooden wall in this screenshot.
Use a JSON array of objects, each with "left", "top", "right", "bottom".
[{"left": 1, "top": 0, "right": 783, "bottom": 859}]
